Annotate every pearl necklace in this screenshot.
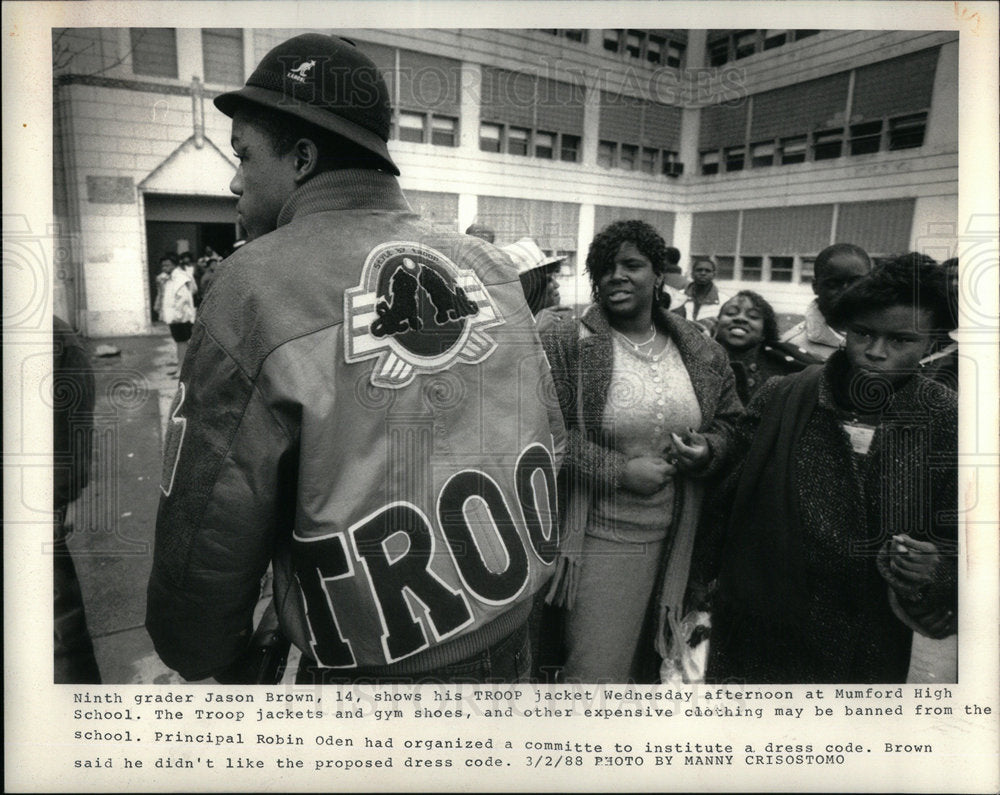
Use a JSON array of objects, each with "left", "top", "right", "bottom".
[{"left": 613, "top": 325, "right": 657, "bottom": 352}]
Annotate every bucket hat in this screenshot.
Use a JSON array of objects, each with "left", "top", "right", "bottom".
[
  {"left": 214, "top": 33, "right": 399, "bottom": 175},
  {"left": 501, "top": 238, "right": 566, "bottom": 275}
]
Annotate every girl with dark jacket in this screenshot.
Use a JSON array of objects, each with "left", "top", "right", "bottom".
[
  {"left": 713, "top": 290, "right": 821, "bottom": 404},
  {"left": 702, "top": 253, "right": 958, "bottom": 683}
]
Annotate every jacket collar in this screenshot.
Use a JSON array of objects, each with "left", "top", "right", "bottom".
[
  {"left": 276, "top": 170, "right": 411, "bottom": 228},
  {"left": 804, "top": 299, "right": 844, "bottom": 348}
]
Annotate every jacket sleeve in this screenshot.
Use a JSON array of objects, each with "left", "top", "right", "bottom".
[
  {"left": 691, "top": 336, "right": 744, "bottom": 479},
  {"left": 145, "top": 326, "right": 299, "bottom": 681},
  {"left": 689, "top": 375, "right": 781, "bottom": 588},
  {"left": 540, "top": 323, "right": 627, "bottom": 491}
]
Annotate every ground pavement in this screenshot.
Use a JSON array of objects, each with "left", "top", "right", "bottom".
[{"left": 66, "top": 328, "right": 297, "bottom": 684}]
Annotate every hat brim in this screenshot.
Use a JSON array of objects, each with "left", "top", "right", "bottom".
[{"left": 215, "top": 86, "right": 400, "bottom": 176}]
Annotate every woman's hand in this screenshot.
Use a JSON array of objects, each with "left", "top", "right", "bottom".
[
  {"left": 888, "top": 534, "right": 942, "bottom": 590},
  {"left": 621, "top": 455, "right": 675, "bottom": 496},
  {"left": 670, "top": 429, "right": 710, "bottom": 473},
  {"left": 533, "top": 305, "right": 574, "bottom": 334}
]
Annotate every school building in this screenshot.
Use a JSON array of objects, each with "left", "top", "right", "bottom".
[{"left": 52, "top": 27, "right": 958, "bottom": 336}]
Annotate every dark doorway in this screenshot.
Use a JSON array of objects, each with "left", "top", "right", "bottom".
[{"left": 144, "top": 194, "right": 238, "bottom": 321}]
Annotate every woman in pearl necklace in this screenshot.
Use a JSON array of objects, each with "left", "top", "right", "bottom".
[{"left": 540, "top": 220, "right": 742, "bottom": 683}]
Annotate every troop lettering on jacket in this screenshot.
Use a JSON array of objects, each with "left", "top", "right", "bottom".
[{"left": 147, "top": 174, "right": 565, "bottom": 680}]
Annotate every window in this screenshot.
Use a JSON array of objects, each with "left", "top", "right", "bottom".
[
  {"left": 725, "top": 146, "right": 745, "bottom": 172},
  {"left": 780, "top": 136, "right": 807, "bottom": 165},
  {"left": 561, "top": 134, "right": 581, "bottom": 162},
  {"left": 598, "top": 140, "right": 616, "bottom": 168},
  {"left": 202, "top": 29, "right": 243, "bottom": 85},
  {"left": 130, "top": 28, "right": 178, "bottom": 78},
  {"left": 735, "top": 31, "right": 757, "bottom": 59},
  {"left": 620, "top": 143, "right": 639, "bottom": 170},
  {"left": 665, "top": 42, "right": 684, "bottom": 68},
  {"left": 398, "top": 111, "right": 425, "bottom": 143},
  {"left": 770, "top": 256, "right": 794, "bottom": 282},
  {"left": 646, "top": 36, "right": 662, "bottom": 64},
  {"left": 751, "top": 141, "right": 775, "bottom": 167},
  {"left": 479, "top": 122, "right": 502, "bottom": 153},
  {"left": 800, "top": 256, "right": 816, "bottom": 284},
  {"left": 888, "top": 112, "right": 927, "bottom": 150},
  {"left": 431, "top": 116, "right": 457, "bottom": 147},
  {"left": 763, "top": 30, "right": 787, "bottom": 50},
  {"left": 640, "top": 147, "right": 658, "bottom": 174},
  {"left": 544, "top": 29, "right": 588, "bottom": 43},
  {"left": 708, "top": 37, "right": 730, "bottom": 66},
  {"left": 603, "top": 30, "right": 621, "bottom": 52},
  {"left": 741, "top": 256, "right": 763, "bottom": 280},
  {"left": 626, "top": 31, "right": 642, "bottom": 58},
  {"left": 850, "top": 121, "right": 883, "bottom": 155},
  {"left": 813, "top": 128, "right": 843, "bottom": 160},
  {"left": 794, "top": 30, "right": 820, "bottom": 40},
  {"left": 715, "top": 256, "right": 736, "bottom": 280},
  {"left": 507, "top": 126, "right": 529, "bottom": 156},
  {"left": 700, "top": 149, "right": 721, "bottom": 175},
  {"left": 535, "top": 131, "right": 555, "bottom": 159}
]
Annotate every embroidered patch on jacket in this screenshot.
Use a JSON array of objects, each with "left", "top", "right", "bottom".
[
  {"left": 345, "top": 242, "right": 503, "bottom": 388},
  {"left": 160, "top": 382, "right": 187, "bottom": 497}
]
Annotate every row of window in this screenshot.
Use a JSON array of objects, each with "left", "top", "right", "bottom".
[
  {"left": 707, "top": 29, "right": 819, "bottom": 66},
  {"left": 540, "top": 29, "right": 687, "bottom": 69},
  {"left": 694, "top": 253, "right": 813, "bottom": 283},
  {"left": 130, "top": 28, "right": 244, "bottom": 85},
  {"left": 479, "top": 122, "right": 581, "bottom": 161},
  {"left": 598, "top": 141, "right": 682, "bottom": 176},
  {"left": 700, "top": 111, "right": 928, "bottom": 174}
]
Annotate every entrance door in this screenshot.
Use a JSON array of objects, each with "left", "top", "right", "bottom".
[{"left": 144, "top": 194, "right": 238, "bottom": 321}]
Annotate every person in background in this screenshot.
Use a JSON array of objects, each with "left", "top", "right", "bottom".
[
  {"left": 702, "top": 253, "right": 957, "bottom": 684},
  {"left": 465, "top": 222, "right": 495, "bottom": 244},
  {"left": 53, "top": 316, "right": 101, "bottom": 683},
  {"left": 152, "top": 253, "right": 174, "bottom": 323},
  {"left": 147, "top": 32, "right": 564, "bottom": 685},
  {"left": 675, "top": 257, "right": 730, "bottom": 328},
  {"left": 158, "top": 252, "right": 196, "bottom": 375},
  {"left": 502, "top": 236, "right": 574, "bottom": 333},
  {"left": 919, "top": 256, "right": 959, "bottom": 390},
  {"left": 714, "top": 290, "right": 820, "bottom": 404},
  {"left": 659, "top": 246, "right": 688, "bottom": 312},
  {"left": 197, "top": 246, "right": 224, "bottom": 302},
  {"left": 541, "top": 219, "right": 741, "bottom": 683},
  {"left": 178, "top": 251, "right": 200, "bottom": 307},
  {"left": 781, "top": 242, "right": 871, "bottom": 360}
]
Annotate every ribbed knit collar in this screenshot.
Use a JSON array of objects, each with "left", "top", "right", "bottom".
[{"left": 276, "top": 169, "right": 411, "bottom": 227}]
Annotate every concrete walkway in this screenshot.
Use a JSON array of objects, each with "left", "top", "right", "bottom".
[{"left": 67, "top": 328, "right": 297, "bottom": 684}]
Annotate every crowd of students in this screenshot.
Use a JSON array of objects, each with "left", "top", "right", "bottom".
[{"left": 510, "top": 219, "right": 959, "bottom": 684}]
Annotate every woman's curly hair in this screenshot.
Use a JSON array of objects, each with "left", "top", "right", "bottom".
[{"left": 585, "top": 220, "right": 668, "bottom": 303}]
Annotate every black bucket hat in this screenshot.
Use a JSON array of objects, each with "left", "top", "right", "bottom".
[{"left": 214, "top": 33, "right": 399, "bottom": 175}]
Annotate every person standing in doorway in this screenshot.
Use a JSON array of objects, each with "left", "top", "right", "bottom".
[{"left": 157, "top": 252, "right": 196, "bottom": 375}]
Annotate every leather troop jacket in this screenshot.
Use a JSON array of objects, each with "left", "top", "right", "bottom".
[{"left": 146, "top": 170, "right": 565, "bottom": 680}]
